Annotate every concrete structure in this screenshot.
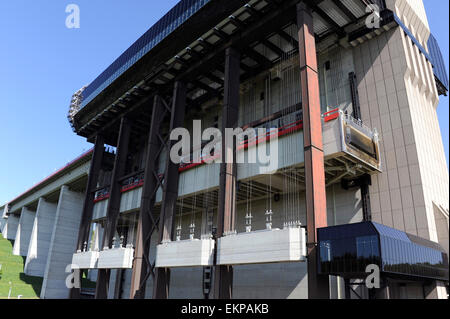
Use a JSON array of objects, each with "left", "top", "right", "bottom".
[
  {"left": 66, "top": 0, "right": 449, "bottom": 300},
  {"left": 1, "top": 0, "right": 448, "bottom": 300},
  {"left": 0, "top": 151, "right": 92, "bottom": 298},
  {"left": 2, "top": 214, "right": 20, "bottom": 241},
  {"left": 12, "top": 207, "right": 35, "bottom": 256},
  {"left": 24, "top": 198, "right": 58, "bottom": 277},
  {"left": 40, "top": 186, "right": 84, "bottom": 299}
]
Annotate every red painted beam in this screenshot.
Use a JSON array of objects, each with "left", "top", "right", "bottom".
[{"left": 297, "top": 2, "right": 329, "bottom": 299}]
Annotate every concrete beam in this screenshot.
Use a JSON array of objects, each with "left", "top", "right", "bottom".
[
  {"left": 12, "top": 207, "right": 35, "bottom": 256},
  {"left": 8, "top": 161, "right": 89, "bottom": 213},
  {"left": 24, "top": 198, "right": 57, "bottom": 277},
  {"left": 40, "top": 186, "right": 84, "bottom": 299}
]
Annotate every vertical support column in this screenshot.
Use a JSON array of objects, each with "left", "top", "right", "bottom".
[
  {"left": 40, "top": 186, "right": 84, "bottom": 299},
  {"left": 344, "top": 279, "right": 351, "bottom": 299},
  {"left": 1, "top": 205, "right": 9, "bottom": 236},
  {"left": 24, "top": 198, "right": 57, "bottom": 277},
  {"left": 424, "top": 280, "right": 448, "bottom": 299},
  {"left": 214, "top": 47, "right": 240, "bottom": 300},
  {"left": 349, "top": 72, "right": 362, "bottom": 120},
  {"left": 349, "top": 73, "right": 372, "bottom": 222},
  {"left": 12, "top": 207, "right": 35, "bottom": 256},
  {"left": 130, "top": 96, "right": 165, "bottom": 299},
  {"left": 297, "top": 2, "right": 329, "bottom": 299},
  {"left": 77, "top": 135, "right": 105, "bottom": 251},
  {"left": 153, "top": 81, "right": 187, "bottom": 299},
  {"left": 96, "top": 117, "right": 132, "bottom": 299},
  {"left": 70, "top": 134, "right": 105, "bottom": 299},
  {"left": 361, "top": 175, "right": 372, "bottom": 222},
  {"left": 3, "top": 214, "right": 20, "bottom": 240}
]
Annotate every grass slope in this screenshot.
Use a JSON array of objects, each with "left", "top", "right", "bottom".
[{"left": 0, "top": 235, "right": 42, "bottom": 299}]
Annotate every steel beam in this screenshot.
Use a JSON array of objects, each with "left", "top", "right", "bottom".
[
  {"left": 153, "top": 81, "right": 187, "bottom": 299},
  {"left": 349, "top": 73, "right": 372, "bottom": 222},
  {"left": 214, "top": 47, "right": 241, "bottom": 300},
  {"left": 130, "top": 96, "right": 167, "bottom": 299},
  {"left": 95, "top": 117, "right": 132, "bottom": 299},
  {"left": 297, "top": 2, "right": 329, "bottom": 299},
  {"left": 69, "top": 135, "right": 105, "bottom": 299}
]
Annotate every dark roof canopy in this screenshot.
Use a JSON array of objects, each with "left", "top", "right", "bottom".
[{"left": 318, "top": 222, "right": 449, "bottom": 282}]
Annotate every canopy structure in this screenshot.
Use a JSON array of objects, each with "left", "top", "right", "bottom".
[{"left": 318, "top": 222, "right": 449, "bottom": 282}]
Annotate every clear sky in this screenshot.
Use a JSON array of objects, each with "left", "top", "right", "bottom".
[{"left": 0, "top": 1, "right": 448, "bottom": 206}]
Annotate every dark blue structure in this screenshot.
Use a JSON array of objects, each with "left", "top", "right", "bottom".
[
  {"left": 318, "top": 222, "right": 449, "bottom": 282},
  {"left": 428, "top": 34, "right": 449, "bottom": 95},
  {"left": 80, "top": 0, "right": 211, "bottom": 108}
]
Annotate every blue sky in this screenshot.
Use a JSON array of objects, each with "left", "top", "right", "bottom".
[{"left": 0, "top": 1, "right": 448, "bottom": 205}]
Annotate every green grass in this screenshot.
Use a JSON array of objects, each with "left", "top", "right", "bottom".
[
  {"left": 0, "top": 235, "right": 43, "bottom": 299},
  {"left": 0, "top": 233, "right": 97, "bottom": 299}
]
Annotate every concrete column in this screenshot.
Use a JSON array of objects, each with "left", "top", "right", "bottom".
[
  {"left": 424, "top": 280, "right": 448, "bottom": 299},
  {"left": 24, "top": 198, "right": 57, "bottom": 277},
  {"left": 12, "top": 207, "right": 35, "bottom": 256},
  {"left": 40, "top": 186, "right": 84, "bottom": 299},
  {"left": 3, "top": 214, "right": 20, "bottom": 240},
  {"left": 0, "top": 217, "right": 7, "bottom": 235}
]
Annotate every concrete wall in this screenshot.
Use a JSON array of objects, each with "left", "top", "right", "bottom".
[
  {"left": 24, "top": 198, "right": 57, "bottom": 277},
  {"left": 12, "top": 207, "right": 35, "bottom": 256},
  {"left": 352, "top": 22, "right": 448, "bottom": 299},
  {"left": 40, "top": 186, "right": 84, "bottom": 299},
  {"left": 0, "top": 217, "right": 7, "bottom": 235},
  {"left": 385, "top": 0, "right": 430, "bottom": 47},
  {"left": 433, "top": 204, "right": 449, "bottom": 255},
  {"left": 2, "top": 214, "right": 20, "bottom": 240}
]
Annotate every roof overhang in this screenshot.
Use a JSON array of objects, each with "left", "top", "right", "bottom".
[
  {"left": 318, "top": 222, "right": 449, "bottom": 282},
  {"left": 71, "top": 0, "right": 384, "bottom": 143}
]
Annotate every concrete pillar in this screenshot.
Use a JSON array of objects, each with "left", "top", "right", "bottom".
[
  {"left": 0, "top": 217, "right": 7, "bottom": 235},
  {"left": 424, "top": 281, "right": 448, "bottom": 299},
  {"left": 12, "top": 207, "right": 35, "bottom": 256},
  {"left": 24, "top": 198, "right": 57, "bottom": 277},
  {"left": 297, "top": 2, "right": 329, "bottom": 299},
  {"left": 40, "top": 186, "right": 84, "bottom": 299},
  {"left": 3, "top": 214, "right": 20, "bottom": 240}
]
